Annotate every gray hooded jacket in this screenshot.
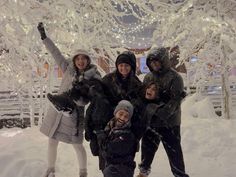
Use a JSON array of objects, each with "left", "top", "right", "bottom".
[{"left": 40, "top": 37, "right": 101, "bottom": 144}]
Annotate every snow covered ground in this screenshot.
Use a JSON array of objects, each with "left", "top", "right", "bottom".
[{"left": 0, "top": 94, "right": 236, "bottom": 177}]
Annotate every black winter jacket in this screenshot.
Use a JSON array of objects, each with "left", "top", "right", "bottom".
[
  {"left": 144, "top": 67, "right": 185, "bottom": 127},
  {"left": 85, "top": 95, "right": 113, "bottom": 140},
  {"left": 99, "top": 118, "right": 137, "bottom": 167},
  {"left": 131, "top": 95, "right": 163, "bottom": 139},
  {"left": 84, "top": 79, "right": 114, "bottom": 140},
  {"left": 102, "top": 71, "right": 142, "bottom": 107}
]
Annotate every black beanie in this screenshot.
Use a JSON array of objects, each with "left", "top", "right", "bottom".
[
  {"left": 116, "top": 55, "right": 132, "bottom": 66},
  {"left": 115, "top": 51, "right": 136, "bottom": 73}
]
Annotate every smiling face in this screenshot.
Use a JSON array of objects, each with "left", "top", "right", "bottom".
[
  {"left": 74, "top": 55, "right": 89, "bottom": 71},
  {"left": 145, "top": 83, "right": 158, "bottom": 100},
  {"left": 117, "top": 63, "right": 132, "bottom": 77},
  {"left": 115, "top": 109, "right": 130, "bottom": 127}
]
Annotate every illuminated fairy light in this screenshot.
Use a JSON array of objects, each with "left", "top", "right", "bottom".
[
  {"left": 0, "top": 0, "right": 235, "bottom": 80},
  {"left": 84, "top": 13, "right": 89, "bottom": 18},
  {"left": 111, "top": 19, "right": 156, "bottom": 34}
]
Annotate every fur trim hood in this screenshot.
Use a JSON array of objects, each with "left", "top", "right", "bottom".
[
  {"left": 75, "top": 64, "right": 101, "bottom": 82},
  {"left": 72, "top": 49, "right": 91, "bottom": 66}
]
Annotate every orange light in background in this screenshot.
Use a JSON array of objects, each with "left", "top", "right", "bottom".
[{"left": 58, "top": 67, "right": 63, "bottom": 78}]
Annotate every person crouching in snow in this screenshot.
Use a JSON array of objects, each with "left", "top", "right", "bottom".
[
  {"left": 96, "top": 100, "right": 137, "bottom": 177},
  {"left": 37, "top": 22, "right": 100, "bottom": 177}
]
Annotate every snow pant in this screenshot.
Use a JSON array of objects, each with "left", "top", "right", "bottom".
[
  {"left": 103, "top": 163, "right": 135, "bottom": 177},
  {"left": 139, "top": 126, "right": 189, "bottom": 177},
  {"left": 47, "top": 138, "right": 87, "bottom": 174}
]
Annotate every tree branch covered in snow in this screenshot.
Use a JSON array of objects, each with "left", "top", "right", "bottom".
[{"left": 0, "top": 0, "right": 236, "bottom": 88}]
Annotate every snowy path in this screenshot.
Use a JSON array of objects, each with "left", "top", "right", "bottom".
[{"left": 0, "top": 116, "right": 236, "bottom": 177}]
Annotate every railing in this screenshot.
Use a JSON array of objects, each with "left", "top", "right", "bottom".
[
  {"left": 0, "top": 80, "right": 60, "bottom": 128},
  {"left": 195, "top": 81, "right": 236, "bottom": 117}
]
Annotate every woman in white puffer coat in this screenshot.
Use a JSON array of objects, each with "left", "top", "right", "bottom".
[{"left": 37, "top": 22, "right": 101, "bottom": 177}]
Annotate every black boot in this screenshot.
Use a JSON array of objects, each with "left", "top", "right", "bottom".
[{"left": 47, "top": 92, "right": 75, "bottom": 113}]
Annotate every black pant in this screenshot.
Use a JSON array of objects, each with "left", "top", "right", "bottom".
[
  {"left": 98, "top": 150, "right": 106, "bottom": 171},
  {"left": 103, "top": 164, "right": 134, "bottom": 177},
  {"left": 90, "top": 137, "right": 106, "bottom": 171},
  {"left": 140, "top": 126, "right": 189, "bottom": 177}
]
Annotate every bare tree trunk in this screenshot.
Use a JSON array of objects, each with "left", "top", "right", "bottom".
[
  {"left": 38, "top": 69, "right": 43, "bottom": 126},
  {"left": 185, "top": 61, "right": 191, "bottom": 94},
  {"left": 221, "top": 73, "right": 230, "bottom": 119},
  {"left": 221, "top": 45, "right": 231, "bottom": 119},
  {"left": 28, "top": 69, "right": 35, "bottom": 127}
]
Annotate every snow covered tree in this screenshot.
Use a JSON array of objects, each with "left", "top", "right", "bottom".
[
  {"left": 151, "top": 0, "right": 236, "bottom": 118},
  {"left": 0, "top": 0, "right": 236, "bottom": 122}
]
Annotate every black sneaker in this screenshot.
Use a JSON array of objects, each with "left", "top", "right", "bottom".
[{"left": 47, "top": 93, "right": 75, "bottom": 114}]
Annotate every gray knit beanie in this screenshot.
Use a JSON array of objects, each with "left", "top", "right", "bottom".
[{"left": 114, "top": 100, "right": 134, "bottom": 119}]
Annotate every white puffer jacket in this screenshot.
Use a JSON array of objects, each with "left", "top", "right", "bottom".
[{"left": 40, "top": 37, "right": 101, "bottom": 144}]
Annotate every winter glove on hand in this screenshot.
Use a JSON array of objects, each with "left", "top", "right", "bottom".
[
  {"left": 94, "top": 130, "right": 107, "bottom": 146},
  {"left": 85, "top": 131, "right": 92, "bottom": 142},
  {"left": 37, "top": 22, "right": 47, "bottom": 40},
  {"left": 94, "top": 130, "right": 106, "bottom": 139}
]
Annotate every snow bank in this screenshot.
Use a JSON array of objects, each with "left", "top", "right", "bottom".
[{"left": 182, "top": 93, "right": 218, "bottom": 119}]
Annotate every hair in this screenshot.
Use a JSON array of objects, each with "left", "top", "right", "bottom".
[
  {"left": 115, "top": 51, "right": 137, "bottom": 74},
  {"left": 73, "top": 54, "right": 91, "bottom": 74},
  {"left": 142, "top": 81, "right": 159, "bottom": 100}
]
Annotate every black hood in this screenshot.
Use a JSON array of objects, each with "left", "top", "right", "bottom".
[
  {"left": 115, "top": 51, "right": 137, "bottom": 74},
  {"left": 146, "top": 47, "right": 171, "bottom": 73}
]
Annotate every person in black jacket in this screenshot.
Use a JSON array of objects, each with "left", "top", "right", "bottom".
[
  {"left": 96, "top": 100, "right": 137, "bottom": 177},
  {"left": 102, "top": 51, "right": 142, "bottom": 108},
  {"left": 83, "top": 80, "right": 114, "bottom": 171},
  {"left": 131, "top": 81, "right": 164, "bottom": 141},
  {"left": 47, "top": 51, "right": 142, "bottom": 116},
  {"left": 102, "top": 51, "right": 142, "bottom": 144},
  {"left": 136, "top": 47, "right": 189, "bottom": 177}
]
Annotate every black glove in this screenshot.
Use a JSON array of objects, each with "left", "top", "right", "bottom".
[
  {"left": 85, "top": 131, "right": 92, "bottom": 141},
  {"left": 94, "top": 130, "right": 107, "bottom": 145},
  {"left": 97, "top": 135, "right": 107, "bottom": 151},
  {"left": 37, "top": 22, "right": 47, "bottom": 40}
]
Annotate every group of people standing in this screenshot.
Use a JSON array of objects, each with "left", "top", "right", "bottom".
[{"left": 37, "top": 22, "right": 189, "bottom": 177}]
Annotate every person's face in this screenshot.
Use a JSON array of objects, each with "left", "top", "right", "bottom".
[
  {"left": 115, "top": 109, "right": 130, "bottom": 127},
  {"left": 145, "top": 84, "right": 158, "bottom": 100},
  {"left": 74, "top": 55, "right": 89, "bottom": 71},
  {"left": 117, "top": 63, "right": 131, "bottom": 77},
  {"left": 150, "top": 60, "right": 161, "bottom": 72}
]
